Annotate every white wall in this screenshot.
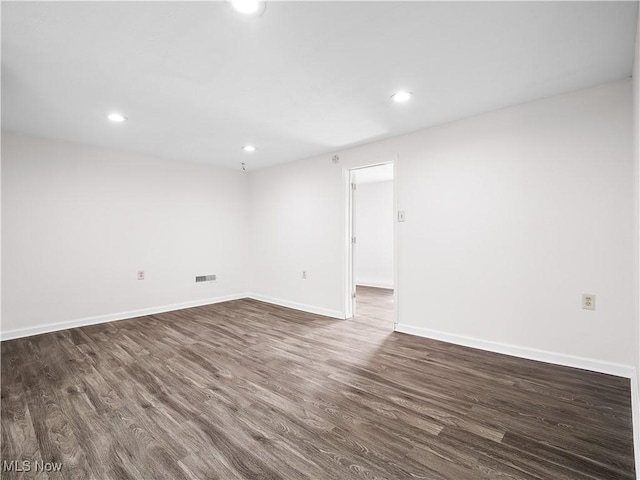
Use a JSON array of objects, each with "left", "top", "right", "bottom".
[
  {"left": 248, "top": 144, "right": 397, "bottom": 318},
  {"left": 397, "top": 80, "right": 634, "bottom": 370},
  {"left": 632, "top": 9, "right": 640, "bottom": 476},
  {"left": 354, "top": 180, "right": 393, "bottom": 289},
  {"left": 248, "top": 157, "right": 345, "bottom": 318},
  {"left": 1, "top": 133, "right": 249, "bottom": 339},
  {"left": 249, "top": 80, "right": 635, "bottom": 371}
]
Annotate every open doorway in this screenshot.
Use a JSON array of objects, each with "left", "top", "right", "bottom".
[{"left": 348, "top": 163, "right": 395, "bottom": 329}]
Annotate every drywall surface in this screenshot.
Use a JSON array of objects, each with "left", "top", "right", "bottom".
[
  {"left": 250, "top": 80, "right": 635, "bottom": 368},
  {"left": 2, "top": 133, "right": 249, "bottom": 337},
  {"left": 635, "top": 7, "right": 640, "bottom": 390},
  {"left": 632, "top": 12, "right": 640, "bottom": 477},
  {"left": 248, "top": 141, "right": 397, "bottom": 318},
  {"left": 248, "top": 156, "right": 346, "bottom": 317},
  {"left": 396, "top": 80, "right": 634, "bottom": 366},
  {"left": 354, "top": 180, "right": 394, "bottom": 288}
]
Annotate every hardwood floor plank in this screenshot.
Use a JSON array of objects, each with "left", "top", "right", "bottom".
[
  {"left": 1, "top": 383, "right": 49, "bottom": 480},
  {"left": 22, "top": 363, "right": 92, "bottom": 480}
]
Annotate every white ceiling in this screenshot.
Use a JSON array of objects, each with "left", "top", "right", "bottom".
[{"left": 2, "top": 2, "right": 638, "bottom": 171}]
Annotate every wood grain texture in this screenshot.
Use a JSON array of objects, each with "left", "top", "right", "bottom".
[{"left": 1, "top": 287, "right": 635, "bottom": 479}]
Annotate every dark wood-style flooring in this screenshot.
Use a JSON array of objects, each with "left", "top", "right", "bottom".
[{"left": 1, "top": 290, "right": 635, "bottom": 479}]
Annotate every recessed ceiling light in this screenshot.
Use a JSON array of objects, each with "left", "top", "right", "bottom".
[
  {"left": 242, "top": 145, "right": 256, "bottom": 152},
  {"left": 107, "top": 112, "right": 127, "bottom": 122},
  {"left": 391, "top": 91, "right": 413, "bottom": 103},
  {"left": 230, "top": 0, "right": 266, "bottom": 16}
]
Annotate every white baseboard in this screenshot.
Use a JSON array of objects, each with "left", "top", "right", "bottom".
[
  {"left": 356, "top": 282, "right": 394, "bottom": 290},
  {"left": 0, "top": 293, "right": 249, "bottom": 341},
  {"left": 2, "top": 293, "right": 345, "bottom": 341},
  {"left": 394, "top": 323, "right": 635, "bottom": 378},
  {"left": 248, "top": 293, "right": 345, "bottom": 320}
]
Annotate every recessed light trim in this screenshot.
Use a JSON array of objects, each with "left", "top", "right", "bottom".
[
  {"left": 107, "top": 112, "right": 127, "bottom": 122},
  {"left": 391, "top": 91, "right": 413, "bottom": 103},
  {"left": 229, "top": 0, "right": 266, "bottom": 16},
  {"left": 242, "top": 145, "right": 256, "bottom": 152}
]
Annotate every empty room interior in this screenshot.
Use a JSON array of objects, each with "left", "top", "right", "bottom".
[{"left": 3, "top": 1, "right": 640, "bottom": 479}]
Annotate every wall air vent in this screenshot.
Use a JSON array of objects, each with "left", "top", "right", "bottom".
[{"left": 196, "top": 275, "right": 216, "bottom": 283}]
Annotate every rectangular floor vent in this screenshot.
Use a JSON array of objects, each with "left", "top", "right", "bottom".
[{"left": 196, "top": 275, "right": 216, "bottom": 282}]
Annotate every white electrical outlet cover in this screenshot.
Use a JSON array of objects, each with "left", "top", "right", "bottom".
[{"left": 582, "top": 294, "right": 595, "bottom": 310}]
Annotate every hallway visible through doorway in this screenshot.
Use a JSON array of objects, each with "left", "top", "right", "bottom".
[
  {"left": 349, "top": 162, "right": 395, "bottom": 329},
  {"left": 353, "top": 285, "right": 394, "bottom": 330}
]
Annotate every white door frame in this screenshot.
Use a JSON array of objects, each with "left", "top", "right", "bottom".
[{"left": 345, "top": 160, "right": 398, "bottom": 326}]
